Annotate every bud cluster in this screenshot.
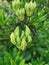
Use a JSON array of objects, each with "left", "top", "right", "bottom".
[
  {"left": 12, "top": 0, "right": 36, "bottom": 21},
  {"left": 10, "top": 25, "right": 32, "bottom": 50}
]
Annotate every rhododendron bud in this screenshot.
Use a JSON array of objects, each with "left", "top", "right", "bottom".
[
  {"left": 21, "top": 30, "right": 25, "bottom": 39},
  {"left": 25, "top": 1, "right": 36, "bottom": 17},
  {"left": 28, "top": 36, "right": 32, "bottom": 43},
  {"left": 14, "top": 26, "right": 19, "bottom": 37},
  {"left": 12, "top": 0, "right": 21, "bottom": 9},
  {"left": 16, "top": 36, "right": 21, "bottom": 47},
  {"left": 16, "top": 8, "right": 25, "bottom": 21},
  {"left": 10, "top": 32, "right": 16, "bottom": 45},
  {"left": 10, "top": 25, "right": 33, "bottom": 51},
  {"left": 21, "top": 37, "right": 27, "bottom": 50},
  {"left": 25, "top": 25, "right": 30, "bottom": 37}
]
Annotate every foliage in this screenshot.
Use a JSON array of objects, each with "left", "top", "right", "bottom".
[{"left": 0, "top": 0, "right": 49, "bottom": 65}]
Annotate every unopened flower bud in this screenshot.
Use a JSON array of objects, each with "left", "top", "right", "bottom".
[
  {"left": 25, "top": 1, "right": 36, "bottom": 17},
  {"left": 16, "top": 8, "right": 25, "bottom": 21},
  {"left": 12, "top": 0, "right": 21, "bottom": 9}
]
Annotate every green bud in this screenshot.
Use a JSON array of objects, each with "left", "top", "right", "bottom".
[
  {"left": 10, "top": 32, "right": 16, "bottom": 45},
  {"left": 16, "top": 8, "right": 25, "bottom": 21},
  {"left": 21, "top": 37, "right": 27, "bottom": 50},
  {"left": 10, "top": 25, "right": 33, "bottom": 51},
  {"left": 33, "top": 1, "right": 36, "bottom": 9},
  {"left": 16, "top": 36, "right": 21, "bottom": 47},
  {"left": 25, "top": 1, "right": 36, "bottom": 17},
  {"left": 28, "top": 36, "right": 32, "bottom": 43},
  {"left": 21, "top": 30, "right": 25, "bottom": 39},
  {"left": 25, "top": 25, "right": 30, "bottom": 37},
  {"left": 14, "top": 26, "right": 19, "bottom": 37},
  {"left": 12, "top": 0, "right": 21, "bottom": 10}
]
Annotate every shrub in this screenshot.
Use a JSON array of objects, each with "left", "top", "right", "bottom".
[{"left": 0, "top": 0, "right": 49, "bottom": 65}]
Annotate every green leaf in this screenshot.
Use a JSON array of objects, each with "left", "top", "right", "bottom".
[
  {"left": 25, "top": 51, "right": 31, "bottom": 61},
  {"left": 19, "top": 59, "right": 25, "bottom": 65},
  {"left": 10, "top": 59, "right": 16, "bottom": 65},
  {"left": 0, "top": 57, "right": 3, "bottom": 65}
]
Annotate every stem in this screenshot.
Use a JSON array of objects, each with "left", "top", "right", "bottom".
[{"left": 0, "top": 38, "right": 9, "bottom": 40}]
